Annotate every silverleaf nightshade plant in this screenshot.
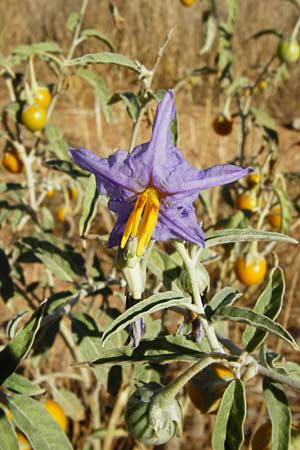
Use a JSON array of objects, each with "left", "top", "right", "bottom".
[
  {"left": 69, "top": 90, "right": 252, "bottom": 347},
  {"left": 69, "top": 90, "right": 252, "bottom": 256}
]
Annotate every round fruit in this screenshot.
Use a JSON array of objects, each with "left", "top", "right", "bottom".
[
  {"left": 235, "top": 255, "right": 267, "bottom": 286},
  {"left": 45, "top": 188, "right": 57, "bottom": 199},
  {"left": 2, "top": 149, "right": 23, "bottom": 174},
  {"left": 213, "top": 115, "right": 233, "bottom": 136},
  {"left": 246, "top": 173, "right": 261, "bottom": 188},
  {"left": 251, "top": 421, "right": 272, "bottom": 450},
  {"left": 21, "top": 104, "right": 47, "bottom": 132},
  {"left": 266, "top": 205, "right": 281, "bottom": 230},
  {"left": 259, "top": 80, "right": 268, "bottom": 90},
  {"left": 187, "top": 363, "right": 234, "bottom": 414},
  {"left": 44, "top": 399, "right": 67, "bottom": 432},
  {"left": 34, "top": 87, "right": 52, "bottom": 109},
  {"left": 56, "top": 207, "right": 71, "bottom": 222},
  {"left": 277, "top": 39, "right": 300, "bottom": 64},
  {"left": 125, "top": 382, "right": 182, "bottom": 445},
  {"left": 16, "top": 432, "right": 31, "bottom": 450},
  {"left": 235, "top": 192, "right": 257, "bottom": 211},
  {"left": 180, "top": 0, "right": 196, "bottom": 5}
]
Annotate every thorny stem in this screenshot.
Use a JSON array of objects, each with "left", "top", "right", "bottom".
[{"left": 174, "top": 242, "right": 222, "bottom": 352}]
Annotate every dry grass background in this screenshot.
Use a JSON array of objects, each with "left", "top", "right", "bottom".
[{"left": 1, "top": 1, "right": 300, "bottom": 449}]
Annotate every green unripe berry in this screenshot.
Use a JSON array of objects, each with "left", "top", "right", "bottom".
[
  {"left": 277, "top": 39, "right": 300, "bottom": 64},
  {"left": 125, "top": 382, "right": 182, "bottom": 445},
  {"left": 180, "top": 264, "right": 210, "bottom": 295}
]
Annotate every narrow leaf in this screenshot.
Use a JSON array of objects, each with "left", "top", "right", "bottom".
[
  {"left": 242, "top": 266, "right": 285, "bottom": 352},
  {"left": 207, "top": 287, "right": 242, "bottom": 317},
  {"left": 205, "top": 228, "right": 298, "bottom": 247},
  {"left": 0, "top": 410, "right": 18, "bottom": 450},
  {"left": 79, "top": 174, "right": 99, "bottom": 237},
  {"left": 0, "top": 302, "right": 46, "bottom": 385},
  {"left": 211, "top": 306, "right": 297, "bottom": 349},
  {"left": 66, "top": 52, "right": 139, "bottom": 72},
  {"left": 212, "top": 379, "right": 246, "bottom": 450},
  {"left": 101, "top": 292, "right": 191, "bottom": 346},
  {"left": 263, "top": 378, "right": 291, "bottom": 450},
  {"left": 81, "top": 29, "right": 116, "bottom": 52},
  {"left": 8, "top": 394, "right": 72, "bottom": 450},
  {"left": 3, "top": 373, "right": 45, "bottom": 396}
]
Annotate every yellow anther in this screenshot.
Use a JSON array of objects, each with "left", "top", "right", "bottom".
[{"left": 120, "top": 188, "right": 160, "bottom": 255}]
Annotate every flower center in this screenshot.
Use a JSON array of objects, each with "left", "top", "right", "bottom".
[{"left": 120, "top": 188, "right": 160, "bottom": 256}]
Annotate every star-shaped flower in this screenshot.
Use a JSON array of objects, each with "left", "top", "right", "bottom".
[{"left": 69, "top": 90, "right": 252, "bottom": 255}]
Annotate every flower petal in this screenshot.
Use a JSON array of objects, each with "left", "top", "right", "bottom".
[
  {"left": 160, "top": 164, "right": 253, "bottom": 201},
  {"left": 146, "top": 90, "right": 177, "bottom": 177},
  {"left": 107, "top": 199, "right": 132, "bottom": 248},
  {"left": 153, "top": 203, "right": 205, "bottom": 247},
  {"left": 69, "top": 147, "right": 151, "bottom": 199}
]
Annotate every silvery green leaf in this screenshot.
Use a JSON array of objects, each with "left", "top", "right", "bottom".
[
  {"left": 242, "top": 266, "right": 285, "bottom": 352},
  {"left": 0, "top": 411, "right": 18, "bottom": 450},
  {"left": 205, "top": 228, "right": 298, "bottom": 247},
  {"left": 212, "top": 379, "right": 246, "bottom": 450},
  {"left": 211, "top": 306, "right": 297, "bottom": 349},
  {"left": 263, "top": 378, "right": 291, "bottom": 450},
  {"left": 81, "top": 29, "right": 116, "bottom": 52},
  {"left": 79, "top": 174, "right": 99, "bottom": 238},
  {"left": 101, "top": 292, "right": 191, "bottom": 346},
  {"left": 8, "top": 394, "right": 72, "bottom": 450},
  {"left": 66, "top": 52, "right": 139, "bottom": 72}
]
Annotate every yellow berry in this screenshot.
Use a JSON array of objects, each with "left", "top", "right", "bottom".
[{"left": 44, "top": 399, "right": 67, "bottom": 432}]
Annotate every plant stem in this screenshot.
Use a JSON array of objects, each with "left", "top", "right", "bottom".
[{"left": 174, "top": 242, "right": 222, "bottom": 352}]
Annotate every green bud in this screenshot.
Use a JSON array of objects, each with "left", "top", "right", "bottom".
[
  {"left": 180, "top": 263, "right": 210, "bottom": 295},
  {"left": 125, "top": 382, "right": 182, "bottom": 445}
]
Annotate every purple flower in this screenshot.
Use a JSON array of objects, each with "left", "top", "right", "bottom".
[{"left": 69, "top": 90, "right": 252, "bottom": 255}]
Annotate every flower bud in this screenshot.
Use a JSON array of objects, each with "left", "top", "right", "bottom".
[
  {"left": 180, "top": 263, "right": 210, "bottom": 295},
  {"left": 125, "top": 382, "right": 182, "bottom": 445}
]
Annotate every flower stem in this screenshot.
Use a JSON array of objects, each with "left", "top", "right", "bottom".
[{"left": 175, "top": 242, "right": 222, "bottom": 352}]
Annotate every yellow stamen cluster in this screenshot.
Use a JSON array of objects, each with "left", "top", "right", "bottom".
[{"left": 121, "top": 188, "right": 160, "bottom": 256}]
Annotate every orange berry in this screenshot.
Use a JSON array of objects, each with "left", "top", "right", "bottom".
[
  {"left": 45, "top": 188, "right": 57, "bottom": 199},
  {"left": 34, "top": 87, "right": 52, "bottom": 110},
  {"left": 180, "top": 0, "right": 196, "bottom": 5},
  {"left": 235, "top": 255, "right": 267, "bottom": 286},
  {"left": 213, "top": 114, "right": 233, "bottom": 136},
  {"left": 246, "top": 173, "right": 261, "bottom": 188},
  {"left": 187, "top": 363, "right": 234, "bottom": 414},
  {"left": 235, "top": 192, "right": 257, "bottom": 211},
  {"left": 44, "top": 399, "right": 67, "bottom": 432},
  {"left": 56, "top": 207, "right": 71, "bottom": 222},
  {"left": 266, "top": 205, "right": 281, "bottom": 230},
  {"left": 2, "top": 149, "right": 23, "bottom": 174}
]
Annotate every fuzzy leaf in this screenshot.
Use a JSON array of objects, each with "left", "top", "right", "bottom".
[
  {"left": 207, "top": 287, "right": 242, "bottom": 316},
  {"left": 66, "top": 52, "right": 139, "bottom": 72},
  {"left": 212, "top": 379, "right": 246, "bottom": 450},
  {"left": 0, "top": 303, "right": 46, "bottom": 385},
  {"left": 205, "top": 228, "right": 298, "bottom": 247},
  {"left": 8, "top": 394, "right": 72, "bottom": 450},
  {"left": 263, "top": 378, "right": 291, "bottom": 450},
  {"left": 211, "top": 306, "right": 297, "bottom": 349},
  {"left": 242, "top": 266, "right": 285, "bottom": 352},
  {"left": 79, "top": 174, "right": 99, "bottom": 237},
  {"left": 81, "top": 29, "right": 116, "bottom": 52},
  {"left": 3, "top": 373, "right": 45, "bottom": 396},
  {"left": 101, "top": 292, "right": 191, "bottom": 346},
  {"left": 0, "top": 410, "right": 18, "bottom": 450}
]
